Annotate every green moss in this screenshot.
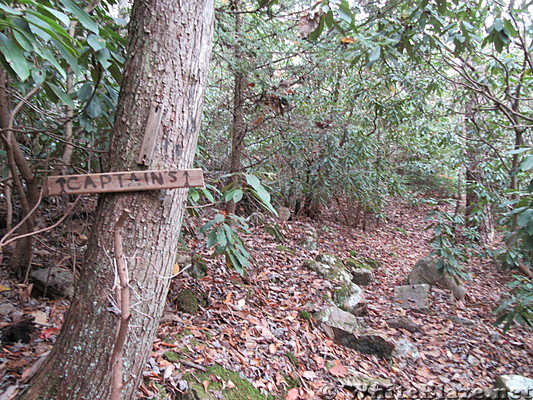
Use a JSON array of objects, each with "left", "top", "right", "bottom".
[
  {"left": 163, "top": 351, "right": 182, "bottom": 362},
  {"left": 286, "top": 352, "right": 299, "bottom": 367},
  {"left": 184, "top": 364, "right": 274, "bottom": 400},
  {"left": 299, "top": 310, "right": 311, "bottom": 321},
  {"left": 282, "top": 373, "right": 299, "bottom": 390},
  {"left": 276, "top": 244, "right": 295, "bottom": 254},
  {"left": 177, "top": 289, "right": 199, "bottom": 314}
]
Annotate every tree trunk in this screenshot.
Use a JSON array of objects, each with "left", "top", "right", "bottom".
[
  {"left": 0, "top": 69, "right": 39, "bottom": 278},
  {"left": 17, "top": 0, "right": 214, "bottom": 399},
  {"left": 226, "top": 0, "right": 247, "bottom": 215}
]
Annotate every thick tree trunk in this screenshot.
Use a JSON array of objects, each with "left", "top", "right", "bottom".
[{"left": 17, "top": 1, "right": 214, "bottom": 399}]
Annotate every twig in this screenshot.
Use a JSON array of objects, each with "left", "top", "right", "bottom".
[
  {"left": 0, "top": 189, "right": 43, "bottom": 248},
  {"left": 110, "top": 209, "right": 131, "bottom": 400},
  {"left": 0, "top": 194, "right": 79, "bottom": 249}
]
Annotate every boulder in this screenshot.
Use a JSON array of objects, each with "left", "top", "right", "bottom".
[
  {"left": 408, "top": 256, "right": 466, "bottom": 301},
  {"left": 30, "top": 266, "right": 74, "bottom": 299},
  {"left": 350, "top": 269, "right": 373, "bottom": 286},
  {"left": 386, "top": 316, "right": 421, "bottom": 333},
  {"left": 315, "top": 305, "right": 364, "bottom": 333},
  {"left": 494, "top": 375, "right": 533, "bottom": 400},
  {"left": 347, "top": 333, "right": 397, "bottom": 360},
  {"left": 176, "top": 289, "right": 199, "bottom": 314},
  {"left": 394, "top": 284, "right": 430, "bottom": 312},
  {"left": 303, "top": 258, "right": 352, "bottom": 285},
  {"left": 333, "top": 282, "right": 367, "bottom": 316}
]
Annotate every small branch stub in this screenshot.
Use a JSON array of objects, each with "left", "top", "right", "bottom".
[{"left": 44, "top": 169, "right": 204, "bottom": 196}]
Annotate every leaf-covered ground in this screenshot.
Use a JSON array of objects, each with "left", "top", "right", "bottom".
[{"left": 0, "top": 198, "right": 531, "bottom": 399}]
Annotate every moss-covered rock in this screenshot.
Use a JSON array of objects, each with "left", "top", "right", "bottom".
[
  {"left": 177, "top": 289, "right": 199, "bottom": 314},
  {"left": 180, "top": 364, "right": 275, "bottom": 400}
]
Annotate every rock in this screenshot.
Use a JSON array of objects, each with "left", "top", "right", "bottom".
[
  {"left": 348, "top": 333, "right": 397, "bottom": 359},
  {"left": 394, "top": 284, "right": 430, "bottom": 312},
  {"left": 315, "top": 305, "right": 364, "bottom": 333},
  {"left": 408, "top": 256, "right": 466, "bottom": 301},
  {"left": 0, "top": 302, "right": 15, "bottom": 317},
  {"left": 333, "top": 282, "right": 367, "bottom": 316},
  {"left": 316, "top": 254, "right": 338, "bottom": 266},
  {"left": 176, "top": 289, "right": 199, "bottom": 314},
  {"left": 315, "top": 306, "right": 365, "bottom": 346},
  {"left": 336, "top": 368, "right": 392, "bottom": 394},
  {"left": 488, "top": 331, "right": 501, "bottom": 343},
  {"left": 302, "top": 258, "right": 352, "bottom": 285},
  {"left": 350, "top": 269, "right": 373, "bottom": 286},
  {"left": 247, "top": 212, "right": 264, "bottom": 226},
  {"left": 393, "top": 337, "right": 420, "bottom": 361},
  {"left": 298, "top": 227, "right": 318, "bottom": 251},
  {"left": 494, "top": 375, "right": 533, "bottom": 400},
  {"left": 450, "top": 316, "right": 475, "bottom": 326},
  {"left": 277, "top": 207, "right": 291, "bottom": 224},
  {"left": 30, "top": 266, "right": 74, "bottom": 299},
  {"left": 190, "top": 255, "right": 208, "bottom": 279},
  {"left": 386, "top": 316, "right": 421, "bottom": 333}
]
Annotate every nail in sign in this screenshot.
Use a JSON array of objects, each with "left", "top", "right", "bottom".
[{"left": 44, "top": 169, "right": 204, "bottom": 196}]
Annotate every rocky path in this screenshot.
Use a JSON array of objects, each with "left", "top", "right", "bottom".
[{"left": 0, "top": 198, "right": 531, "bottom": 399}]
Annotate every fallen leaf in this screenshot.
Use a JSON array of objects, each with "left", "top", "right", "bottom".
[
  {"left": 286, "top": 387, "right": 299, "bottom": 400},
  {"left": 329, "top": 362, "right": 348, "bottom": 377},
  {"left": 40, "top": 327, "right": 59, "bottom": 339},
  {"left": 202, "top": 380, "right": 209, "bottom": 393}
]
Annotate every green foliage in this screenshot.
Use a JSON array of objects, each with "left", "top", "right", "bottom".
[
  {"left": 201, "top": 212, "right": 251, "bottom": 275},
  {"left": 426, "top": 207, "right": 472, "bottom": 281},
  {"left": 193, "top": 173, "right": 277, "bottom": 274},
  {"left": 494, "top": 276, "right": 533, "bottom": 332},
  {"left": 0, "top": 0, "right": 126, "bottom": 170}
]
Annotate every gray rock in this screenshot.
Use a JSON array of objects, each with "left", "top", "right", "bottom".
[
  {"left": 298, "top": 228, "right": 318, "bottom": 251},
  {"left": 348, "top": 333, "right": 397, "bottom": 360},
  {"left": 386, "top": 316, "right": 421, "bottom": 333},
  {"left": 30, "top": 266, "right": 74, "bottom": 299},
  {"left": 393, "top": 337, "right": 420, "bottom": 361},
  {"left": 408, "top": 256, "right": 466, "bottom": 301},
  {"left": 315, "top": 306, "right": 363, "bottom": 340},
  {"left": 488, "top": 331, "right": 502, "bottom": 343},
  {"left": 394, "top": 284, "right": 430, "bottom": 312},
  {"left": 302, "top": 259, "right": 352, "bottom": 285},
  {"left": 247, "top": 212, "right": 265, "bottom": 226},
  {"left": 350, "top": 269, "right": 373, "bottom": 286},
  {"left": 333, "top": 282, "right": 367, "bottom": 316},
  {"left": 0, "top": 302, "right": 15, "bottom": 317},
  {"left": 494, "top": 375, "right": 533, "bottom": 400},
  {"left": 316, "top": 254, "right": 338, "bottom": 266}
]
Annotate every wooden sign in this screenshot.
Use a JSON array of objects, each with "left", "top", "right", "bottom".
[{"left": 44, "top": 169, "right": 204, "bottom": 196}]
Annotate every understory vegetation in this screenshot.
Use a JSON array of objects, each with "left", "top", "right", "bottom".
[{"left": 0, "top": 0, "right": 531, "bottom": 335}]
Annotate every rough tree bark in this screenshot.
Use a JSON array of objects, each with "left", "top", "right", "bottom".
[
  {"left": 226, "top": 0, "right": 247, "bottom": 215},
  {"left": 17, "top": 0, "right": 214, "bottom": 399}
]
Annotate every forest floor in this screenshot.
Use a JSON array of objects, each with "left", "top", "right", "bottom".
[{"left": 0, "top": 196, "right": 531, "bottom": 399}]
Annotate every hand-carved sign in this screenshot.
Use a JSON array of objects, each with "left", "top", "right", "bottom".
[{"left": 44, "top": 169, "right": 204, "bottom": 196}]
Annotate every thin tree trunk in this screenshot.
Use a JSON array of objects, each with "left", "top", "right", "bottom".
[
  {"left": 226, "top": 0, "right": 246, "bottom": 215},
  {"left": 0, "top": 69, "right": 39, "bottom": 277},
  {"left": 17, "top": 1, "right": 214, "bottom": 399}
]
